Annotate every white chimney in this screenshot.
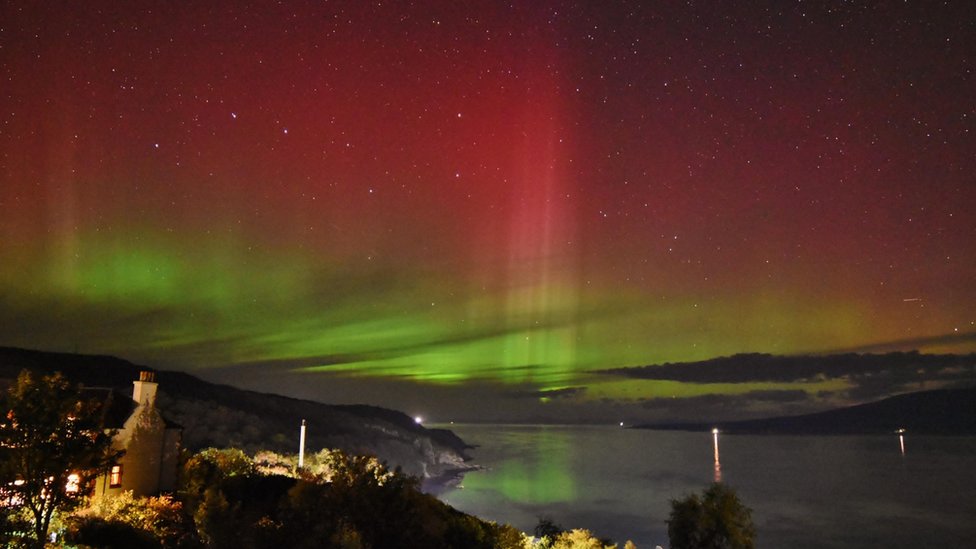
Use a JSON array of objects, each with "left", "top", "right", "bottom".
[{"left": 132, "top": 371, "right": 158, "bottom": 407}]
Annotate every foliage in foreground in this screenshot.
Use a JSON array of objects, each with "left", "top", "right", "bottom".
[
  {"left": 667, "top": 482, "right": 756, "bottom": 549},
  {"left": 59, "top": 447, "right": 530, "bottom": 549},
  {"left": 533, "top": 518, "right": 638, "bottom": 549},
  {"left": 0, "top": 367, "right": 753, "bottom": 549},
  {"left": 65, "top": 490, "right": 199, "bottom": 549},
  {"left": 551, "top": 528, "right": 633, "bottom": 549},
  {"left": 0, "top": 370, "right": 122, "bottom": 548},
  {"left": 179, "top": 448, "right": 528, "bottom": 549}
]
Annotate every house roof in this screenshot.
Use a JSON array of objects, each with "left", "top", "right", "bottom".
[
  {"left": 81, "top": 387, "right": 182, "bottom": 430},
  {"left": 81, "top": 387, "right": 131, "bottom": 429}
]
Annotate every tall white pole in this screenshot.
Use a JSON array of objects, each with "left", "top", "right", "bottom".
[
  {"left": 713, "top": 428, "right": 721, "bottom": 483},
  {"left": 299, "top": 419, "right": 306, "bottom": 469}
]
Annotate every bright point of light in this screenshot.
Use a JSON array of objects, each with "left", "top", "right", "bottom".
[
  {"left": 712, "top": 428, "right": 719, "bottom": 434},
  {"left": 414, "top": 416, "right": 423, "bottom": 424}
]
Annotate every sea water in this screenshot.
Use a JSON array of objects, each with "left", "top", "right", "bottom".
[{"left": 434, "top": 424, "right": 976, "bottom": 548}]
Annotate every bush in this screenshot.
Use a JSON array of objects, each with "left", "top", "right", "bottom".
[
  {"left": 667, "top": 483, "right": 755, "bottom": 549},
  {"left": 176, "top": 447, "right": 526, "bottom": 549},
  {"left": 65, "top": 516, "right": 162, "bottom": 549},
  {"left": 66, "top": 491, "right": 198, "bottom": 549},
  {"left": 550, "top": 528, "right": 619, "bottom": 549}
]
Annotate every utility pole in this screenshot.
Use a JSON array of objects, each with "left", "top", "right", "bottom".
[{"left": 299, "top": 419, "right": 306, "bottom": 469}]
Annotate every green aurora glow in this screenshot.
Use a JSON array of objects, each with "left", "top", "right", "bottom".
[{"left": 2, "top": 0, "right": 975, "bottom": 421}]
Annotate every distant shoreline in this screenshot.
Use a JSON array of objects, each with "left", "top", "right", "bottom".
[{"left": 633, "top": 387, "right": 976, "bottom": 436}]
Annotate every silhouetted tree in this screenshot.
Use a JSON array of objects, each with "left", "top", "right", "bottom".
[
  {"left": 667, "top": 483, "right": 755, "bottom": 549},
  {"left": 0, "top": 370, "right": 122, "bottom": 548},
  {"left": 534, "top": 517, "right": 565, "bottom": 548}
]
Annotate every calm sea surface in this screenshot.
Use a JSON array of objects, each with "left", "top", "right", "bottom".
[{"left": 433, "top": 424, "right": 976, "bottom": 549}]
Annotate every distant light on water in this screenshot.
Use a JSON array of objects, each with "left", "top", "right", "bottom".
[{"left": 415, "top": 416, "right": 423, "bottom": 424}]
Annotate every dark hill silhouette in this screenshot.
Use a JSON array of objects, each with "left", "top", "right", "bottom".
[
  {"left": 0, "top": 346, "right": 471, "bottom": 483},
  {"left": 636, "top": 387, "right": 976, "bottom": 435},
  {"left": 602, "top": 351, "right": 976, "bottom": 383}
]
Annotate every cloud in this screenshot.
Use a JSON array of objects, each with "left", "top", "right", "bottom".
[
  {"left": 506, "top": 386, "right": 588, "bottom": 400},
  {"left": 601, "top": 350, "right": 976, "bottom": 384},
  {"left": 822, "top": 331, "right": 976, "bottom": 354},
  {"left": 638, "top": 389, "right": 811, "bottom": 409},
  {"left": 634, "top": 389, "right": 819, "bottom": 422}
]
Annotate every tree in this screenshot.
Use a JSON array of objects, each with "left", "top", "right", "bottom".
[
  {"left": 534, "top": 517, "right": 564, "bottom": 548},
  {"left": 667, "top": 483, "right": 756, "bottom": 549},
  {"left": 550, "top": 528, "right": 620, "bottom": 549},
  {"left": 178, "top": 446, "right": 525, "bottom": 549},
  {"left": 0, "top": 369, "right": 122, "bottom": 548}
]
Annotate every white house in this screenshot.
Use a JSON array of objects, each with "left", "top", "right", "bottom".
[{"left": 91, "top": 371, "right": 182, "bottom": 497}]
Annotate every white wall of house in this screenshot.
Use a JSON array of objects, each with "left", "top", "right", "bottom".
[{"left": 93, "top": 373, "right": 181, "bottom": 498}]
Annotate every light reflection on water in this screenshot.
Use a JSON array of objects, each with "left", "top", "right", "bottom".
[
  {"left": 462, "top": 426, "right": 576, "bottom": 505},
  {"left": 435, "top": 424, "right": 976, "bottom": 549}
]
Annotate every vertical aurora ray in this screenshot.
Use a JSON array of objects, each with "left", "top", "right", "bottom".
[{"left": 490, "top": 62, "right": 583, "bottom": 389}]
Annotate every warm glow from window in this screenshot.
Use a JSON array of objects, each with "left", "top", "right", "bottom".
[
  {"left": 109, "top": 465, "right": 122, "bottom": 488},
  {"left": 66, "top": 474, "right": 80, "bottom": 493}
]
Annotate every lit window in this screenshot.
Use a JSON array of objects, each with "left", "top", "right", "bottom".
[
  {"left": 66, "top": 474, "right": 80, "bottom": 493},
  {"left": 109, "top": 465, "right": 122, "bottom": 488}
]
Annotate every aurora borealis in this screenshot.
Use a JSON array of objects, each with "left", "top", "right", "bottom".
[{"left": 2, "top": 1, "right": 974, "bottom": 421}]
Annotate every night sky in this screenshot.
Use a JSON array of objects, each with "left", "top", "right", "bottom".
[{"left": 2, "top": 0, "right": 974, "bottom": 422}]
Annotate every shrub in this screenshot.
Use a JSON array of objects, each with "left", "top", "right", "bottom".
[
  {"left": 667, "top": 483, "right": 755, "bottom": 549},
  {"left": 66, "top": 491, "right": 198, "bottom": 549}
]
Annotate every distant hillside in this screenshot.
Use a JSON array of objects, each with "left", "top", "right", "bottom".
[
  {"left": 602, "top": 351, "right": 976, "bottom": 383},
  {"left": 635, "top": 388, "right": 976, "bottom": 435},
  {"left": 0, "top": 346, "right": 471, "bottom": 483}
]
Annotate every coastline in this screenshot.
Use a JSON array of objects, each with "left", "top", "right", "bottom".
[{"left": 420, "top": 465, "right": 483, "bottom": 495}]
